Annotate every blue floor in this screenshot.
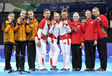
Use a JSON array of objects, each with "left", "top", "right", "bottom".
[{"left": 0, "top": 57, "right": 112, "bottom": 76}]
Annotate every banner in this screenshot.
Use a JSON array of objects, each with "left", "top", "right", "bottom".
[
  {"left": 0, "top": 43, "right": 112, "bottom": 59},
  {"left": 0, "top": 2, "right": 107, "bottom": 13}
]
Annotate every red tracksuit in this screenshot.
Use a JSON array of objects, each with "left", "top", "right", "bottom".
[
  {"left": 35, "top": 17, "right": 49, "bottom": 70},
  {"left": 83, "top": 18, "right": 97, "bottom": 41},
  {"left": 96, "top": 15, "right": 108, "bottom": 70},
  {"left": 71, "top": 21, "right": 83, "bottom": 70},
  {"left": 96, "top": 15, "right": 108, "bottom": 39},
  {"left": 83, "top": 18, "right": 97, "bottom": 69},
  {"left": 71, "top": 21, "right": 83, "bottom": 44}
]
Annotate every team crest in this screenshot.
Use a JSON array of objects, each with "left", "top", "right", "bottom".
[{"left": 91, "top": 21, "right": 93, "bottom": 24}]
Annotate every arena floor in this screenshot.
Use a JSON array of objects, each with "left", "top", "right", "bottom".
[{"left": 0, "top": 57, "right": 112, "bottom": 76}]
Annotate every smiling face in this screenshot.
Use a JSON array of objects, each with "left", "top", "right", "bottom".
[
  {"left": 8, "top": 13, "right": 15, "bottom": 22},
  {"left": 92, "top": 8, "right": 100, "bottom": 17},
  {"left": 44, "top": 9, "right": 51, "bottom": 19},
  {"left": 73, "top": 12, "right": 79, "bottom": 21},
  {"left": 45, "top": 11, "right": 51, "bottom": 18},
  {"left": 61, "top": 8, "right": 68, "bottom": 19},
  {"left": 20, "top": 10, "right": 26, "bottom": 19},
  {"left": 61, "top": 12, "right": 68, "bottom": 19},
  {"left": 85, "top": 10, "right": 91, "bottom": 19},
  {"left": 54, "top": 12, "right": 60, "bottom": 21},
  {"left": 28, "top": 11, "right": 34, "bottom": 19}
]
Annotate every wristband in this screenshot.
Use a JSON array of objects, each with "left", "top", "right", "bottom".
[{"left": 99, "top": 19, "right": 102, "bottom": 22}]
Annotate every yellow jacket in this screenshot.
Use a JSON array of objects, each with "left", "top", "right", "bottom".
[
  {"left": 14, "top": 17, "right": 26, "bottom": 41},
  {"left": 26, "top": 17, "right": 39, "bottom": 41},
  {"left": 4, "top": 20, "right": 15, "bottom": 44}
]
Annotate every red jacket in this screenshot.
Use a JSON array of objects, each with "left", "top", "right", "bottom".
[
  {"left": 96, "top": 15, "right": 108, "bottom": 39},
  {"left": 71, "top": 21, "right": 83, "bottom": 44},
  {"left": 36, "top": 17, "right": 49, "bottom": 40},
  {"left": 82, "top": 18, "right": 97, "bottom": 41}
]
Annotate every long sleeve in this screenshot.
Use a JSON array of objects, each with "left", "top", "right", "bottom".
[
  {"left": 34, "top": 21, "right": 39, "bottom": 35},
  {"left": 14, "top": 25, "right": 20, "bottom": 32},
  {"left": 37, "top": 20, "right": 45, "bottom": 38},
  {"left": 81, "top": 24, "right": 84, "bottom": 42},
  {"left": 65, "top": 20, "right": 71, "bottom": 33},
  {"left": 4, "top": 25, "right": 11, "bottom": 33},
  {"left": 82, "top": 22, "right": 86, "bottom": 33},
  {"left": 93, "top": 21, "right": 97, "bottom": 40},
  {"left": 14, "top": 19, "right": 20, "bottom": 32},
  {"left": 100, "top": 15, "right": 108, "bottom": 29}
]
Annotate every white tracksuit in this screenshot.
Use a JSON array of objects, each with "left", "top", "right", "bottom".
[
  {"left": 47, "top": 22, "right": 60, "bottom": 67},
  {"left": 58, "top": 19, "right": 71, "bottom": 69},
  {"left": 35, "top": 18, "right": 49, "bottom": 69}
]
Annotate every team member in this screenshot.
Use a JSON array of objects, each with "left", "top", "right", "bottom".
[
  {"left": 59, "top": 8, "right": 71, "bottom": 71},
  {"left": 35, "top": 9, "right": 51, "bottom": 71},
  {"left": 71, "top": 12, "right": 84, "bottom": 71},
  {"left": 92, "top": 7, "right": 108, "bottom": 71},
  {"left": 82, "top": 10, "right": 97, "bottom": 71},
  {"left": 14, "top": 10, "right": 27, "bottom": 71},
  {"left": 3, "top": 13, "right": 15, "bottom": 72},
  {"left": 48, "top": 12, "right": 60, "bottom": 71},
  {"left": 26, "top": 10, "right": 39, "bottom": 71}
]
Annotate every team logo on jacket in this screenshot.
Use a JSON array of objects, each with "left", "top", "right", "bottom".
[
  {"left": 78, "top": 25, "right": 80, "bottom": 28},
  {"left": 91, "top": 21, "right": 93, "bottom": 24}
]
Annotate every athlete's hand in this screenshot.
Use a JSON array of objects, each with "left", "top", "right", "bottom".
[
  {"left": 95, "top": 17, "right": 101, "bottom": 21},
  {"left": 94, "top": 40, "right": 97, "bottom": 46},
  {"left": 52, "top": 20, "right": 56, "bottom": 25},
  {"left": 80, "top": 42, "right": 84, "bottom": 48},
  {"left": 27, "top": 19, "right": 30, "bottom": 24}
]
